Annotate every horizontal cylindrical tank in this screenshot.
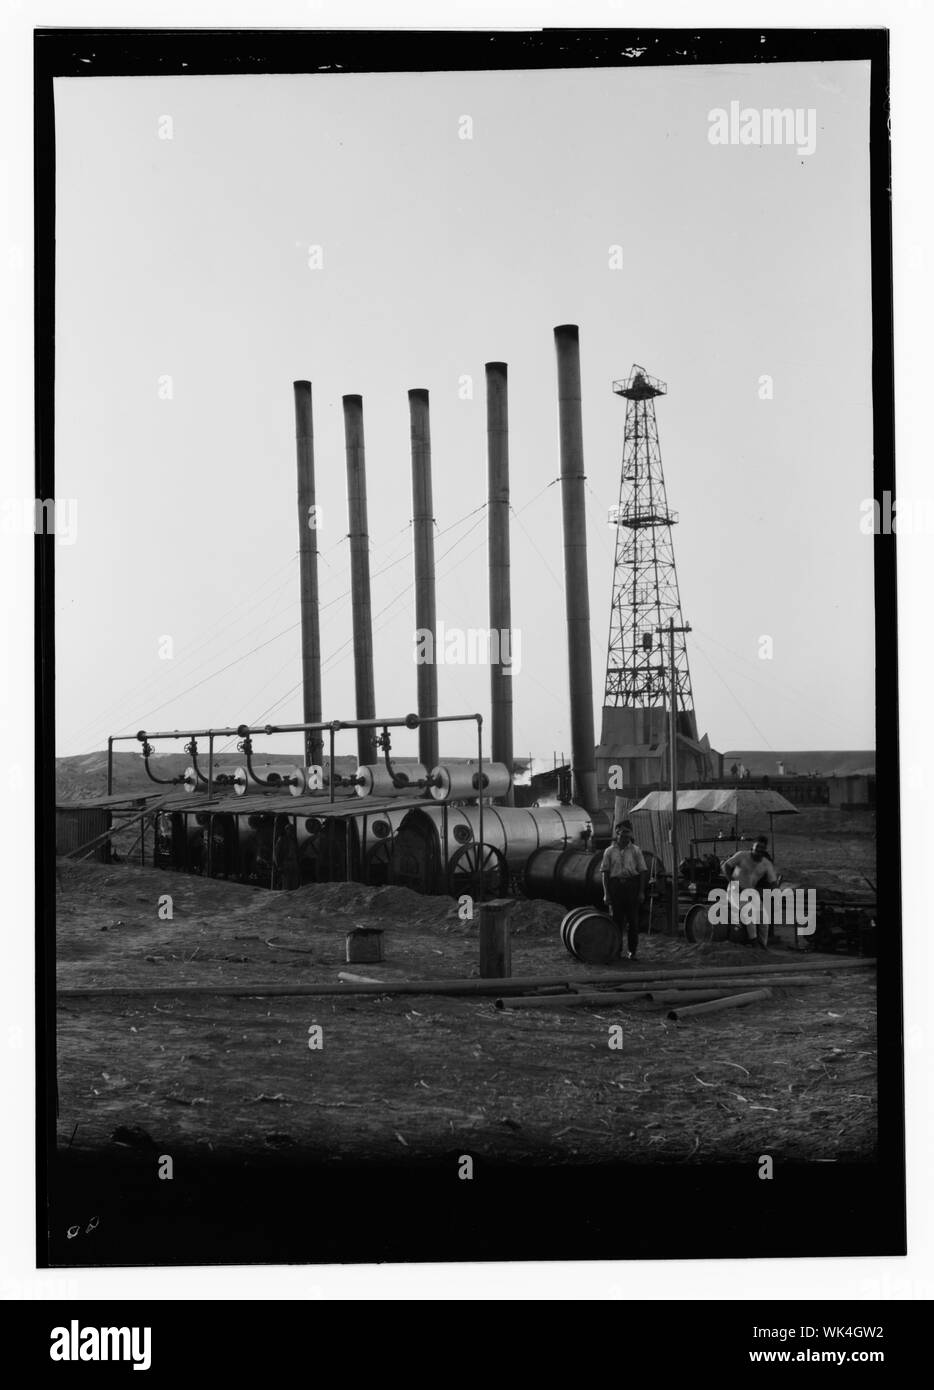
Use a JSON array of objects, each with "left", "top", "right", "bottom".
[
  {"left": 524, "top": 847, "right": 605, "bottom": 908},
  {"left": 354, "top": 807, "right": 411, "bottom": 885},
  {"left": 394, "top": 803, "right": 592, "bottom": 874},
  {"left": 232, "top": 767, "right": 306, "bottom": 796},
  {"left": 359, "top": 806, "right": 411, "bottom": 853},
  {"left": 428, "top": 762, "right": 511, "bottom": 802},
  {"left": 353, "top": 763, "right": 428, "bottom": 798},
  {"left": 524, "top": 844, "right": 663, "bottom": 909}
]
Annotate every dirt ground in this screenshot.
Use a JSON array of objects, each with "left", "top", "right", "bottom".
[{"left": 55, "top": 812, "right": 877, "bottom": 1166}]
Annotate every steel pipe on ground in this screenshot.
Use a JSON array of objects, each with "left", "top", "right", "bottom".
[
  {"left": 495, "top": 990, "right": 647, "bottom": 1010},
  {"left": 667, "top": 988, "right": 772, "bottom": 1020},
  {"left": 645, "top": 989, "right": 743, "bottom": 1004},
  {"left": 57, "top": 962, "right": 867, "bottom": 1002}
]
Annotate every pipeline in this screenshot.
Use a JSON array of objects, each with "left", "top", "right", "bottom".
[{"left": 667, "top": 988, "right": 772, "bottom": 1020}]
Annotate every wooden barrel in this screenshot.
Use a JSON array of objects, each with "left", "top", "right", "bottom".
[
  {"left": 683, "top": 901, "right": 730, "bottom": 943},
  {"left": 560, "top": 908, "right": 622, "bottom": 965},
  {"left": 559, "top": 905, "right": 590, "bottom": 953}
]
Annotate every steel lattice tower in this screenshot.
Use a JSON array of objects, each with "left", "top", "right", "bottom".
[{"left": 604, "top": 366, "right": 697, "bottom": 734}]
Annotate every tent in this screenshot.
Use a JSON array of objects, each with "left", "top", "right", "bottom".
[
  {"left": 628, "top": 788, "right": 798, "bottom": 818},
  {"left": 624, "top": 787, "right": 798, "bottom": 871}
]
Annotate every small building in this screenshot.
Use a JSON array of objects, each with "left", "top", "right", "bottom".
[
  {"left": 595, "top": 705, "right": 718, "bottom": 810},
  {"left": 827, "top": 775, "right": 875, "bottom": 809}
]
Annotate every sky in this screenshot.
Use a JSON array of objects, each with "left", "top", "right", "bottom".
[{"left": 52, "top": 60, "right": 875, "bottom": 764}]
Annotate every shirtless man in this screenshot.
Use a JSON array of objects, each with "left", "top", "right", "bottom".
[{"left": 721, "top": 840, "right": 779, "bottom": 948}]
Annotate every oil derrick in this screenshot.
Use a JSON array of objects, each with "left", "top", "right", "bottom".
[{"left": 597, "top": 367, "right": 713, "bottom": 791}]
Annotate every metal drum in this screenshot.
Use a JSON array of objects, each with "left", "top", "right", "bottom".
[
  {"left": 524, "top": 847, "right": 605, "bottom": 907},
  {"left": 353, "top": 763, "right": 427, "bottom": 798},
  {"left": 683, "top": 901, "right": 729, "bottom": 943},
  {"left": 560, "top": 907, "right": 623, "bottom": 965},
  {"left": 428, "top": 762, "right": 511, "bottom": 802}
]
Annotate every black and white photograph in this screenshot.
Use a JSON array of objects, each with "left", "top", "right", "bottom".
[{"left": 13, "top": 8, "right": 924, "bottom": 1303}]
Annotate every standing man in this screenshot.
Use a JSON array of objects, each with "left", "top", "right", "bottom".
[
  {"left": 721, "top": 839, "right": 779, "bottom": 948},
  {"left": 602, "top": 820, "right": 649, "bottom": 961}
]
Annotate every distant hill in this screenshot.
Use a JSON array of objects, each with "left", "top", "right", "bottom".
[{"left": 722, "top": 751, "right": 875, "bottom": 778}]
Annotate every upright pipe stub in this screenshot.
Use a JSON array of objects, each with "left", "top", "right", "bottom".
[
  {"left": 486, "top": 362, "right": 514, "bottom": 805},
  {"left": 343, "top": 395, "right": 378, "bottom": 766},
  {"left": 553, "top": 326, "right": 598, "bottom": 812},
  {"left": 293, "top": 381, "right": 325, "bottom": 768},
  {"left": 409, "top": 388, "right": 439, "bottom": 771}
]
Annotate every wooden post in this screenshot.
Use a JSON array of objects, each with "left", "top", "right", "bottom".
[{"left": 478, "top": 898, "right": 513, "bottom": 978}]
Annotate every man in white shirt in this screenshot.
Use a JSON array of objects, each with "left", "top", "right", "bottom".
[
  {"left": 721, "top": 840, "right": 779, "bottom": 948},
  {"left": 601, "top": 820, "right": 648, "bottom": 961}
]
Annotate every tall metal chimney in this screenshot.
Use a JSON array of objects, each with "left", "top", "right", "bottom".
[
  {"left": 408, "top": 388, "right": 439, "bottom": 771},
  {"left": 343, "top": 395, "right": 378, "bottom": 766},
  {"left": 486, "top": 362, "right": 514, "bottom": 805},
  {"left": 553, "top": 326, "right": 598, "bottom": 810},
  {"left": 293, "top": 381, "right": 324, "bottom": 769}
]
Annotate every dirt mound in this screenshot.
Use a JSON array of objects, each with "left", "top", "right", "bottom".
[
  {"left": 368, "top": 884, "right": 445, "bottom": 919},
  {"left": 508, "top": 898, "right": 568, "bottom": 936},
  {"left": 271, "top": 879, "right": 450, "bottom": 924}
]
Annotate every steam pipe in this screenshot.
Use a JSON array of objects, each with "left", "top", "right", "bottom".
[
  {"left": 343, "top": 395, "right": 378, "bottom": 765},
  {"left": 241, "top": 735, "right": 288, "bottom": 791},
  {"left": 234, "top": 714, "right": 422, "bottom": 738},
  {"left": 554, "top": 325, "right": 598, "bottom": 811},
  {"left": 486, "top": 362, "right": 514, "bottom": 805},
  {"left": 408, "top": 389, "right": 439, "bottom": 771},
  {"left": 139, "top": 740, "right": 185, "bottom": 787},
  {"left": 184, "top": 739, "right": 209, "bottom": 786},
  {"left": 128, "top": 714, "right": 429, "bottom": 743},
  {"left": 293, "top": 381, "right": 325, "bottom": 768}
]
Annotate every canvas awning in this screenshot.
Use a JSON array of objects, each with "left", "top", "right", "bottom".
[{"left": 628, "top": 788, "right": 798, "bottom": 817}]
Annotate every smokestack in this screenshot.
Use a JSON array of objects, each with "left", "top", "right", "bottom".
[
  {"left": 486, "top": 362, "right": 514, "bottom": 805},
  {"left": 553, "top": 326, "right": 598, "bottom": 810},
  {"left": 343, "top": 395, "right": 378, "bottom": 766},
  {"left": 293, "top": 381, "right": 324, "bottom": 769},
  {"left": 408, "top": 389, "right": 439, "bottom": 771}
]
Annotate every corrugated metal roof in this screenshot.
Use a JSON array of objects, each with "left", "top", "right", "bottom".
[
  {"left": 56, "top": 791, "right": 161, "bottom": 810},
  {"left": 145, "top": 792, "right": 434, "bottom": 819}
]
